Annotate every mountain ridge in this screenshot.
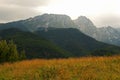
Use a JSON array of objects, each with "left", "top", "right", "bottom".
[
  {"left": 0, "top": 28, "right": 72, "bottom": 59},
  {"left": 74, "top": 16, "right": 120, "bottom": 46},
  {"left": 36, "top": 28, "right": 120, "bottom": 56},
  {"left": 0, "top": 13, "right": 120, "bottom": 47}
]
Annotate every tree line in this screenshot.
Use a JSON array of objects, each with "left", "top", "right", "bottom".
[{"left": 0, "top": 40, "right": 26, "bottom": 63}]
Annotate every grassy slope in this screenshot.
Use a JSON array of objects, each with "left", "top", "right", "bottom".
[{"left": 0, "top": 56, "right": 120, "bottom": 80}]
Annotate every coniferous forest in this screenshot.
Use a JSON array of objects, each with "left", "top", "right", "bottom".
[{"left": 0, "top": 40, "right": 26, "bottom": 63}]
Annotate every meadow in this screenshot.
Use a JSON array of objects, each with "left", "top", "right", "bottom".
[{"left": 0, "top": 56, "right": 120, "bottom": 80}]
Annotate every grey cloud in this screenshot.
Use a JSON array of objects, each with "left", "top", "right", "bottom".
[
  {"left": 0, "top": 5, "right": 41, "bottom": 23},
  {"left": 0, "top": 0, "right": 52, "bottom": 7},
  {"left": 0, "top": 0, "right": 52, "bottom": 23}
]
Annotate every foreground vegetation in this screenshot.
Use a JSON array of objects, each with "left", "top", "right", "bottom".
[
  {"left": 0, "top": 56, "right": 120, "bottom": 80},
  {"left": 0, "top": 40, "right": 26, "bottom": 63}
]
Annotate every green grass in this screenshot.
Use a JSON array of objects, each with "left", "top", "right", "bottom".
[{"left": 0, "top": 56, "right": 120, "bottom": 80}]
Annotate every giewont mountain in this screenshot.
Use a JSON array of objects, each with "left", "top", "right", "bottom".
[
  {"left": 0, "top": 14, "right": 76, "bottom": 32},
  {"left": 0, "top": 13, "right": 120, "bottom": 47},
  {"left": 0, "top": 13, "right": 120, "bottom": 58}
]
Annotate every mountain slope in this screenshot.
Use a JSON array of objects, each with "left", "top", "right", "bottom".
[
  {"left": 0, "top": 14, "right": 76, "bottom": 32},
  {"left": 23, "top": 14, "right": 76, "bottom": 31},
  {"left": 96, "top": 26, "right": 120, "bottom": 46},
  {"left": 36, "top": 28, "right": 120, "bottom": 56},
  {"left": 0, "top": 21, "right": 28, "bottom": 31},
  {"left": 74, "top": 16, "right": 120, "bottom": 46},
  {"left": 0, "top": 28, "right": 72, "bottom": 59},
  {"left": 0, "top": 14, "right": 120, "bottom": 56},
  {"left": 74, "top": 16, "right": 97, "bottom": 38},
  {"left": 0, "top": 14, "right": 120, "bottom": 47},
  {"left": 115, "top": 27, "right": 120, "bottom": 32}
]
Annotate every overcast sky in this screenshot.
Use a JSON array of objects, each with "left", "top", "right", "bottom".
[{"left": 0, "top": 0, "right": 120, "bottom": 27}]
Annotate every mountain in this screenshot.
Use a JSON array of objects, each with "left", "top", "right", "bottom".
[
  {"left": 0, "top": 14, "right": 76, "bottom": 32},
  {"left": 116, "top": 27, "right": 120, "bottom": 32},
  {"left": 0, "top": 13, "right": 120, "bottom": 47},
  {"left": 36, "top": 28, "right": 120, "bottom": 56},
  {"left": 0, "top": 21, "right": 28, "bottom": 31},
  {"left": 74, "top": 16, "right": 120, "bottom": 46},
  {"left": 25, "top": 14, "right": 76, "bottom": 31},
  {"left": 0, "top": 14, "right": 120, "bottom": 57},
  {"left": 74, "top": 16, "right": 97, "bottom": 38},
  {"left": 0, "top": 28, "right": 72, "bottom": 59},
  {"left": 96, "top": 26, "right": 120, "bottom": 46}
]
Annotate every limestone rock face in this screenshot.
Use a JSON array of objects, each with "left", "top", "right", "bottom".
[{"left": 74, "top": 16, "right": 120, "bottom": 46}]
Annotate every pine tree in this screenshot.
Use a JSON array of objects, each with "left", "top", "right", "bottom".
[
  {"left": 0, "top": 40, "right": 9, "bottom": 62},
  {"left": 8, "top": 40, "right": 19, "bottom": 62},
  {"left": 0, "top": 40, "right": 26, "bottom": 63},
  {"left": 19, "top": 50, "right": 26, "bottom": 60}
]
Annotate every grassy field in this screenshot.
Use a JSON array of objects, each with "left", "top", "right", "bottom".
[{"left": 0, "top": 56, "right": 120, "bottom": 80}]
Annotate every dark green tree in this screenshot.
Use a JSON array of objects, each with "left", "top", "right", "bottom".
[
  {"left": 0, "top": 40, "right": 9, "bottom": 62},
  {"left": 19, "top": 50, "right": 26, "bottom": 60},
  {"left": 7, "top": 40, "right": 19, "bottom": 62},
  {"left": 0, "top": 40, "right": 26, "bottom": 63}
]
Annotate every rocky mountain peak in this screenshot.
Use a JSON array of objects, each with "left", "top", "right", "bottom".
[
  {"left": 99, "top": 26, "right": 117, "bottom": 33},
  {"left": 23, "top": 14, "right": 76, "bottom": 31},
  {"left": 75, "top": 16, "right": 95, "bottom": 27},
  {"left": 74, "top": 16, "right": 97, "bottom": 37},
  {"left": 33, "top": 13, "right": 72, "bottom": 22}
]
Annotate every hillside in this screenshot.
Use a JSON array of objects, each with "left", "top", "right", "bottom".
[
  {"left": 74, "top": 16, "right": 97, "bottom": 37},
  {"left": 0, "top": 28, "right": 71, "bottom": 59},
  {"left": 0, "top": 56, "right": 120, "bottom": 80},
  {"left": 36, "top": 28, "right": 120, "bottom": 56},
  {"left": 97, "top": 26, "right": 120, "bottom": 46},
  {"left": 0, "top": 14, "right": 120, "bottom": 57},
  {"left": 0, "top": 14, "right": 120, "bottom": 47},
  {"left": 74, "top": 16, "right": 120, "bottom": 46},
  {"left": 0, "top": 21, "right": 28, "bottom": 31},
  {"left": 0, "top": 14, "right": 76, "bottom": 32}
]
